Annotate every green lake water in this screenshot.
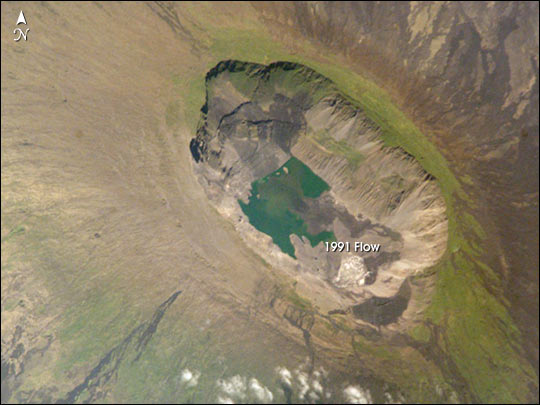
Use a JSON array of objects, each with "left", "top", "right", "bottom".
[{"left": 238, "top": 157, "right": 335, "bottom": 258}]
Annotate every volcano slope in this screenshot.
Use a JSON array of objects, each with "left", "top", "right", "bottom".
[
  {"left": 191, "top": 60, "right": 448, "bottom": 314},
  {"left": 1, "top": 2, "right": 538, "bottom": 404}
]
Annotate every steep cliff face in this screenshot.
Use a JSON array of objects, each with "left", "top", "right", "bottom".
[{"left": 254, "top": 0, "right": 539, "bottom": 376}]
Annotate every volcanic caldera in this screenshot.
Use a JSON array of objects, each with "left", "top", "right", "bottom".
[{"left": 191, "top": 60, "right": 448, "bottom": 320}]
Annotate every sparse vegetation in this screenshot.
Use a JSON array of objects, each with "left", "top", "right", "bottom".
[
  {"left": 2, "top": 3, "right": 535, "bottom": 403},
  {"left": 309, "top": 129, "right": 366, "bottom": 170}
]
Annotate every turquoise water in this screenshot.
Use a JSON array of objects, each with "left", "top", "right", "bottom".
[{"left": 238, "top": 157, "right": 335, "bottom": 258}]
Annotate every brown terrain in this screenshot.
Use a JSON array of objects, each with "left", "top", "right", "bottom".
[{"left": 1, "top": 2, "right": 538, "bottom": 404}]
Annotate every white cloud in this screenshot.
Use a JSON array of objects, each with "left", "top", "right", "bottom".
[
  {"left": 180, "top": 368, "right": 200, "bottom": 388},
  {"left": 275, "top": 367, "right": 292, "bottom": 387},
  {"left": 216, "top": 375, "right": 274, "bottom": 403},
  {"left": 308, "top": 390, "right": 320, "bottom": 402},
  {"left": 217, "top": 375, "right": 247, "bottom": 400},
  {"left": 312, "top": 379, "right": 323, "bottom": 394},
  {"left": 344, "top": 385, "right": 372, "bottom": 404},
  {"left": 296, "top": 371, "right": 310, "bottom": 400},
  {"left": 249, "top": 378, "right": 274, "bottom": 403},
  {"left": 275, "top": 363, "right": 331, "bottom": 402}
]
